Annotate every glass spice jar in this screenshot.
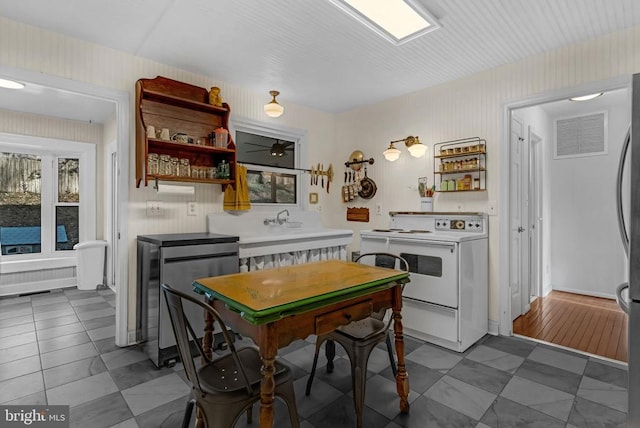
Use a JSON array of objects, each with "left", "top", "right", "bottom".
[
  {"left": 159, "top": 154, "right": 171, "bottom": 176},
  {"left": 170, "top": 157, "right": 179, "bottom": 176},
  {"left": 148, "top": 153, "right": 159, "bottom": 175},
  {"left": 178, "top": 158, "right": 190, "bottom": 177}
]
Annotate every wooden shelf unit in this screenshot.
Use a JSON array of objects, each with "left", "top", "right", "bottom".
[
  {"left": 135, "top": 76, "right": 236, "bottom": 188},
  {"left": 433, "top": 137, "right": 487, "bottom": 192}
]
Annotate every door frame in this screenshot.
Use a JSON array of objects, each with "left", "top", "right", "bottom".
[
  {"left": 528, "top": 129, "right": 543, "bottom": 299},
  {"left": 0, "top": 65, "right": 131, "bottom": 346},
  {"left": 498, "top": 75, "right": 630, "bottom": 336}
]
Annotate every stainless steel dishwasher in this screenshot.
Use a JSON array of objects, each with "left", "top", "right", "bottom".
[{"left": 137, "top": 233, "right": 239, "bottom": 367}]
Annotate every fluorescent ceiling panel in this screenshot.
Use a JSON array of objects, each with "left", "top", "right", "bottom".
[{"left": 330, "top": 0, "right": 440, "bottom": 45}]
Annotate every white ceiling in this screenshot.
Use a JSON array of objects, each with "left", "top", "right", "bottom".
[{"left": 0, "top": 0, "right": 639, "bottom": 116}]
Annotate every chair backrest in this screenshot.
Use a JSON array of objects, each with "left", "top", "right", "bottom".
[
  {"left": 161, "top": 283, "right": 253, "bottom": 395},
  {"left": 353, "top": 252, "right": 409, "bottom": 321}
]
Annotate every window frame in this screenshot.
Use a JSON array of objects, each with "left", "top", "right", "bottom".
[
  {"left": 230, "top": 117, "right": 308, "bottom": 211},
  {"left": 0, "top": 132, "right": 96, "bottom": 271}
]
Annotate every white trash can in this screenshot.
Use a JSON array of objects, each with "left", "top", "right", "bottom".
[{"left": 73, "top": 240, "right": 107, "bottom": 290}]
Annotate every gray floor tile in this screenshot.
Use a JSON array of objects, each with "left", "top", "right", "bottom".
[
  {"left": 38, "top": 331, "right": 91, "bottom": 353},
  {"left": 0, "top": 313, "right": 34, "bottom": 328},
  {"left": 73, "top": 301, "right": 113, "bottom": 313},
  {"left": 43, "top": 355, "right": 107, "bottom": 389},
  {"left": 65, "top": 289, "right": 103, "bottom": 300},
  {"left": 0, "top": 371, "right": 44, "bottom": 404},
  {"left": 0, "top": 295, "right": 31, "bottom": 306},
  {"left": 466, "top": 345, "right": 524, "bottom": 374},
  {"left": 32, "top": 301, "right": 73, "bottom": 314},
  {"left": 93, "top": 337, "right": 120, "bottom": 354},
  {"left": 77, "top": 307, "right": 116, "bottom": 321},
  {"left": 304, "top": 392, "right": 389, "bottom": 428},
  {"left": 69, "top": 296, "right": 107, "bottom": 307},
  {"left": 527, "top": 346, "right": 587, "bottom": 375},
  {"left": 0, "top": 305, "right": 32, "bottom": 320},
  {"left": 449, "top": 358, "right": 512, "bottom": 394},
  {"left": 482, "top": 335, "right": 536, "bottom": 358},
  {"left": 87, "top": 325, "right": 115, "bottom": 341},
  {"left": 425, "top": 375, "right": 496, "bottom": 420},
  {"left": 109, "top": 358, "right": 176, "bottom": 390},
  {"left": 393, "top": 395, "right": 477, "bottom": 428},
  {"left": 121, "top": 372, "right": 190, "bottom": 416},
  {"left": 584, "top": 359, "right": 628, "bottom": 389},
  {"left": 480, "top": 396, "right": 566, "bottom": 428},
  {"left": 109, "top": 418, "right": 139, "bottom": 428},
  {"left": 577, "top": 376, "right": 627, "bottom": 413},
  {"left": 134, "top": 396, "right": 191, "bottom": 428},
  {"left": 380, "top": 358, "right": 444, "bottom": 394},
  {"left": 33, "top": 307, "right": 76, "bottom": 321},
  {"left": 515, "top": 359, "right": 582, "bottom": 395},
  {"left": 35, "top": 314, "right": 80, "bottom": 330},
  {"left": 81, "top": 315, "right": 116, "bottom": 331},
  {"left": 294, "top": 376, "right": 342, "bottom": 418},
  {"left": 406, "top": 343, "right": 463, "bottom": 371},
  {"left": 0, "top": 322, "right": 34, "bottom": 339},
  {"left": 363, "top": 374, "right": 419, "bottom": 420},
  {"left": 0, "top": 354, "right": 41, "bottom": 382},
  {"left": 47, "top": 371, "right": 119, "bottom": 407},
  {"left": 101, "top": 346, "right": 148, "bottom": 371},
  {"left": 3, "top": 390, "right": 47, "bottom": 406},
  {"left": 0, "top": 341, "right": 39, "bottom": 364},
  {"left": 36, "top": 322, "right": 85, "bottom": 340},
  {"left": 568, "top": 396, "right": 627, "bottom": 427},
  {"left": 69, "top": 392, "right": 133, "bottom": 428},
  {"left": 31, "top": 295, "right": 70, "bottom": 307},
  {"left": 41, "top": 342, "right": 98, "bottom": 369},
  {"left": 500, "top": 375, "right": 574, "bottom": 421},
  {"left": 0, "top": 331, "right": 37, "bottom": 350}
]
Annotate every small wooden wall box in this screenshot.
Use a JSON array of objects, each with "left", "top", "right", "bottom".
[{"left": 347, "top": 207, "right": 370, "bottom": 222}]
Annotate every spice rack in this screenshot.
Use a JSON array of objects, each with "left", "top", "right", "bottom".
[
  {"left": 135, "top": 76, "right": 236, "bottom": 188},
  {"left": 433, "top": 137, "right": 486, "bottom": 192}
]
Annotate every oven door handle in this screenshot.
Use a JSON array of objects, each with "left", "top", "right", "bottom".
[{"left": 391, "top": 238, "right": 456, "bottom": 252}]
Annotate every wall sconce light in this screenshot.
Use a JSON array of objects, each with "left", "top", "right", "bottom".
[
  {"left": 264, "top": 90, "right": 284, "bottom": 117},
  {"left": 383, "top": 136, "right": 426, "bottom": 161}
]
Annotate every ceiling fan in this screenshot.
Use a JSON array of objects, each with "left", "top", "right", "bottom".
[{"left": 245, "top": 140, "right": 294, "bottom": 157}]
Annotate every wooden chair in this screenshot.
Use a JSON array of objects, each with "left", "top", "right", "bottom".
[
  {"left": 161, "top": 283, "right": 300, "bottom": 428},
  {"left": 305, "top": 253, "right": 408, "bottom": 428}
]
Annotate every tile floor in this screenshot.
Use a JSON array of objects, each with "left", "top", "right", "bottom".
[{"left": 0, "top": 287, "right": 629, "bottom": 427}]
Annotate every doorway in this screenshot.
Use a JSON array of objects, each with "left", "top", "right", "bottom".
[{"left": 501, "top": 78, "right": 630, "bottom": 361}]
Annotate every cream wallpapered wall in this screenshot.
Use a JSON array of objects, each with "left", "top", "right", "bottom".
[
  {"left": 0, "top": 17, "right": 336, "bottom": 329},
  {"left": 334, "top": 26, "right": 640, "bottom": 323}
]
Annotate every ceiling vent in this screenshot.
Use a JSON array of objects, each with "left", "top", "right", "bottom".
[{"left": 555, "top": 112, "right": 607, "bottom": 159}]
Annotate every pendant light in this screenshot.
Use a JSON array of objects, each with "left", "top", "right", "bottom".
[{"left": 264, "top": 90, "right": 284, "bottom": 117}]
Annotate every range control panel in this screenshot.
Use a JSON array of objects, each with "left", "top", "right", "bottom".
[{"left": 435, "top": 218, "right": 484, "bottom": 232}]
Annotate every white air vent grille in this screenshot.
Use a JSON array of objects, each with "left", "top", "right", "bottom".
[{"left": 555, "top": 112, "right": 607, "bottom": 158}]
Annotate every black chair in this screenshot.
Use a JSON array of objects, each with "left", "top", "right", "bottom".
[
  {"left": 305, "top": 253, "right": 408, "bottom": 428},
  {"left": 161, "top": 283, "right": 300, "bottom": 428}
]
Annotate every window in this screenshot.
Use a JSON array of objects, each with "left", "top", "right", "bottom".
[
  {"left": 232, "top": 120, "right": 307, "bottom": 208},
  {"left": 0, "top": 134, "right": 95, "bottom": 260}
]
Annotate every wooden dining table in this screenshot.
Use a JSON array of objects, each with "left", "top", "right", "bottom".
[{"left": 192, "top": 259, "right": 411, "bottom": 428}]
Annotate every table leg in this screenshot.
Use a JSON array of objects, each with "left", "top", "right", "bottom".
[
  {"left": 392, "top": 286, "right": 410, "bottom": 413},
  {"left": 259, "top": 325, "right": 278, "bottom": 428}
]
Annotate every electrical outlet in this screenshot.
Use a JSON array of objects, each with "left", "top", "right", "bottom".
[
  {"left": 376, "top": 203, "right": 382, "bottom": 215},
  {"left": 187, "top": 202, "right": 197, "bottom": 216},
  {"left": 488, "top": 200, "right": 497, "bottom": 216},
  {"left": 146, "top": 200, "right": 161, "bottom": 216},
  {"left": 457, "top": 204, "right": 463, "bottom": 212}
]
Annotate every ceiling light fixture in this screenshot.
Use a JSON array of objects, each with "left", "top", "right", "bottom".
[
  {"left": 569, "top": 92, "right": 603, "bottom": 101},
  {"left": 0, "top": 78, "right": 25, "bottom": 89},
  {"left": 328, "top": 0, "right": 440, "bottom": 45},
  {"left": 264, "top": 90, "right": 284, "bottom": 117},
  {"left": 383, "top": 136, "right": 426, "bottom": 161}
]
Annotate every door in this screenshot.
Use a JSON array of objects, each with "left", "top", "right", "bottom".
[
  {"left": 510, "top": 116, "right": 530, "bottom": 320},
  {"left": 529, "top": 130, "right": 543, "bottom": 298}
]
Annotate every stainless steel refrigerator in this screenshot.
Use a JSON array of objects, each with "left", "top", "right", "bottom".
[{"left": 616, "top": 72, "right": 640, "bottom": 427}]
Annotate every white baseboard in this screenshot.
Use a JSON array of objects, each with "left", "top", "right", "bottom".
[
  {"left": 488, "top": 319, "right": 499, "bottom": 336},
  {"left": 550, "top": 286, "right": 615, "bottom": 300},
  {"left": 0, "top": 278, "right": 77, "bottom": 297}
]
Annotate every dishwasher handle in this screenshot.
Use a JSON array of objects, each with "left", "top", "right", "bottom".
[
  {"left": 163, "top": 252, "right": 238, "bottom": 264},
  {"left": 616, "top": 282, "right": 630, "bottom": 315}
]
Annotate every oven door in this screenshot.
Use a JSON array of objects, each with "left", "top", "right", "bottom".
[{"left": 388, "top": 238, "right": 458, "bottom": 308}]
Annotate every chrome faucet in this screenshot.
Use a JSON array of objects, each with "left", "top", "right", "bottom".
[{"left": 276, "top": 209, "right": 290, "bottom": 225}]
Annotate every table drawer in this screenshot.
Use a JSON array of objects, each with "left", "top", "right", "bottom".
[{"left": 315, "top": 300, "right": 373, "bottom": 336}]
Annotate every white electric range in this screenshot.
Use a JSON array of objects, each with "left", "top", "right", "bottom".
[{"left": 360, "top": 212, "right": 488, "bottom": 352}]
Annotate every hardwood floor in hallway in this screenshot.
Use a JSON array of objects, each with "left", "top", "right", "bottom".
[{"left": 513, "top": 290, "right": 628, "bottom": 362}]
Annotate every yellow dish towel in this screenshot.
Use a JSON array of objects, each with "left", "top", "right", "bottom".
[{"left": 224, "top": 164, "right": 251, "bottom": 211}]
